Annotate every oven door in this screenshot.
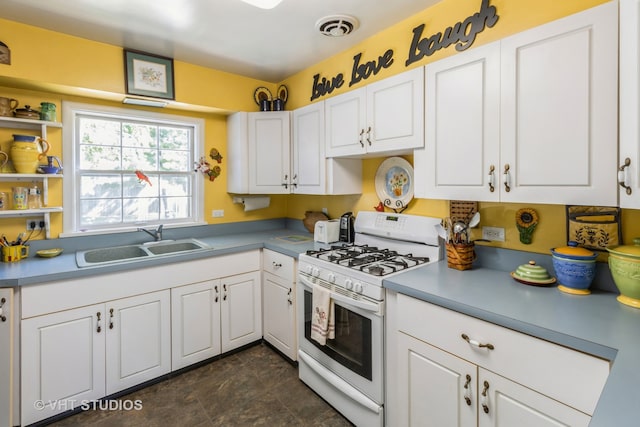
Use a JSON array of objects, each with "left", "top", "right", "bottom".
[{"left": 297, "top": 273, "right": 383, "bottom": 404}]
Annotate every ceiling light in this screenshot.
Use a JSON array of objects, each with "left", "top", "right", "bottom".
[
  {"left": 123, "top": 97, "right": 168, "bottom": 108},
  {"left": 240, "top": 0, "right": 283, "bottom": 10},
  {"left": 316, "top": 15, "right": 360, "bottom": 37}
]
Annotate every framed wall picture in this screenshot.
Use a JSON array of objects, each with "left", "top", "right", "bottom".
[{"left": 124, "top": 49, "right": 175, "bottom": 100}]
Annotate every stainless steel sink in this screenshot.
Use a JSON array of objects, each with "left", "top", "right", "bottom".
[{"left": 76, "top": 238, "right": 210, "bottom": 267}]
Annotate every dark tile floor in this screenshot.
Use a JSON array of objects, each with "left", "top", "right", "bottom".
[{"left": 47, "top": 343, "right": 353, "bottom": 426}]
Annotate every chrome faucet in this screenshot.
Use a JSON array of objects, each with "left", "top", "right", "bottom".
[{"left": 138, "top": 224, "right": 163, "bottom": 241}]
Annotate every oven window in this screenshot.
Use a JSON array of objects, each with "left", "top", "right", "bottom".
[{"left": 304, "top": 290, "right": 373, "bottom": 380}]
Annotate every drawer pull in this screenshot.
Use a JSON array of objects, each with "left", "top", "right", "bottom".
[
  {"left": 481, "top": 380, "right": 490, "bottom": 413},
  {"left": 272, "top": 261, "right": 282, "bottom": 268},
  {"left": 463, "top": 374, "right": 472, "bottom": 406},
  {"left": 96, "top": 312, "right": 102, "bottom": 333},
  {"left": 461, "top": 333, "right": 494, "bottom": 350},
  {"left": 0, "top": 297, "right": 6, "bottom": 322}
]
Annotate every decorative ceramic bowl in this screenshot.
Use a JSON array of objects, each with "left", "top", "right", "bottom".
[
  {"left": 552, "top": 256, "right": 596, "bottom": 295},
  {"left": 551, "top": 242, "right": 597, "bottom": 295},
  {"left": 510, "top": 260, "right": 556, "bottom": 286},
  {"left": 607, "top": 238, "right": 640, "bottom": 308}
]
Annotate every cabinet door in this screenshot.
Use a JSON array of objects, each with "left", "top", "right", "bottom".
[
  {"left": 500, "top": 1, "right": 617, "bottom": 205},
  {"left": 415, "top": 42, "right": 500, "bottom": 201},
  {"left": 478, "top": 369, "right": 591, "bottom": 427},
  {"left": 0, "top": 288, "right": 13, "bottom": 427},
  {"left": 105, "top": 291, "right": 171, "bottom": 394},
  {"left": 171, "top": 280, "right": 221, "bottom": 370},
  {"left": 292, "top": 102, "right": 326, "bottom": 194},
  {"left": 395, "top": 332, "right": 477, "bottom": 427},
  {"left": 366, "top": 66, "right": 425, "bottom": 154},
  {"left": 325, "top": 88, "right": 367, "bottom": 157},
  {"left": 220, "top": 271, "right": 262, "bottom": 353},
  {"left": 620, "top": 0, "right": 640, "bottom": 208},
  {"left": 263, "top": 272, "right": 296, "bottom": 361},
  {"left": 248, "top": 111, "right": 291, "bottom": 194},
  {"left": 21, "top": 304, "right": 106, "bottom": 425}
]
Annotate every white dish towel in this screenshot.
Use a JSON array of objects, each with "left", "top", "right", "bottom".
[{"left": 311, "top": 284, "right": 335, "bottom": 345}]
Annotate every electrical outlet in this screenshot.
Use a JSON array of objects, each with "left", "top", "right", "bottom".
[
  {"left": 482, "top": 226, "right": 505, "bottom": 242},
  {"left": 26, "top": 219, "right": 43, "bottom": 230},
  {"left": 212, "top": 209, "right": 224, "bottom": 218}
]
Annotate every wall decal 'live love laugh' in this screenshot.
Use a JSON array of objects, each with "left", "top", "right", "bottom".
[{"left": 309, "top": 0, "right": 499, "bottom": 101}]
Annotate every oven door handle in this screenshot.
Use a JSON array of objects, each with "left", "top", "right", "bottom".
[
  {"left": 298, "top": 350, "right": 382, "bottom": 414},
  {"left": 298, "top": 275, "right": 381, "bottom": 314}
]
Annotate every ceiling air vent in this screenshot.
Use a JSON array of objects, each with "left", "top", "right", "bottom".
[{"left": 316, "top": 15, "right": 359, "bottom": 37}]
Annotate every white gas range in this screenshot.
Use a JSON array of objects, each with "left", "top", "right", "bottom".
[{"left": 297, "top": 211, "right": 443, "bottom": 427}]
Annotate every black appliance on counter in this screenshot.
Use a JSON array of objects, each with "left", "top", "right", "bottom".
[{"left": 339, "top": 211, "right": 355, "bottom": 243}]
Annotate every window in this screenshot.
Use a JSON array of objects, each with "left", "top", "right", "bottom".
[{"left": 63, "top": 102, "right": 204, "bottom": 235}]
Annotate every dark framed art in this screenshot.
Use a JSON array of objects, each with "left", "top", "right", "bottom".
[{"left": 124, "top": 49, "right": 175, "bottom": 100}]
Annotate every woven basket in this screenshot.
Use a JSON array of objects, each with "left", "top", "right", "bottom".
[{"left": 446, "top": 242, "right": 476, "bottom": 271}]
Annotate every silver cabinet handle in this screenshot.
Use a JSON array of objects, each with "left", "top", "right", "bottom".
[
  {"left": 463, "top": 374, "right": 472, "bottom": 406},
  {"left": 503, "top": 164, "right": 511, "bottom": 192},
  {"left": 461, "top": 333, "right": 494, "bottom": 350},
  {"left": 481, "top": 380, "right": 490, "bottom": 413},
  {"left": 619, "top": 157, "right": 632, "bottom": 195},
  {"left": 488, "top": 165, "right": 495, "bottom": 193}
]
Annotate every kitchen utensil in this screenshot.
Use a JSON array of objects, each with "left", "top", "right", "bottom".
[
  {"left": 468, "top": 212, "right": 480, "bottom": 228},
  {"left": 13, "top": 104, "right": 40, "bottom": 119},
  {"left": 339, "top": 211, "right": 355, "bottom": 243},
  {"left": 453, "top": 221, "right": 467, "bottom": 243},
  {"left": 607, "top": 238, "right": 640, "bottom": 308},
  {"left": 551, "top": 242, "right": 597, "bottom": 295},
  {"left": 0, "top": 97, "right": 18, "bottom": 117},
  {"left": 11, "top": 134, "right": 50, "bottom": 173},
  {"left": 435, "top": 223, "right": 447, "bottom": 240},
  {"left": 510, "top": 261, "right": 556, "bottom": 286}
]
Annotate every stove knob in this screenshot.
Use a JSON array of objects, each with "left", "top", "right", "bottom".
[
  {"left": 345, "top": 279, "right": 353, "bottom": 290},
  {"left": 328, "top": 273, "right": 336, "bottom": 283},
  {"left": 306, "top": 265, "right": 313, "bottom": 275},
  {"left": 312, "top": 267, "right": 320, "bottom": 277},
  {"left": 354, "top": 282, "right": 363, "bottom": 293}
]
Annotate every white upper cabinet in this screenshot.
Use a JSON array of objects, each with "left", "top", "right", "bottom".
[
  {"left": 292, "top": 102, "right": 362, "bottom": 195},
  {"left": 325, "top": 67, "right": 424, "bottom": 158},
  {"left": 620, "top": 0, "right": 640, "bottom": 208},
  {"left": 227, "top": 111, "right": 291, "bottom": 194},
  {"left": 416, "top": 1, "right": 618, "bottom": 205},
  {"left": 415, "top": 42, "right": 501, "bottom": 201}
]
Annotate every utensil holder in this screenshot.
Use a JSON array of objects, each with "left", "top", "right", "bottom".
[{"left": 446, "top": 242, "right": 475, "bottom": 271}]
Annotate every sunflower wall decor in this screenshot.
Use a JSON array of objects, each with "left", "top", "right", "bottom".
[{"left": 516, "top": 208, "right": 539, "bottom": 244}]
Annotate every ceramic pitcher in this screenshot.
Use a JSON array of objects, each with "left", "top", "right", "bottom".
[
  {"left": 0, "top": 97, "right": 18, "bottom": 117},
  {"left": 10, "top": 134, "right": 50, "bottom": 174}
]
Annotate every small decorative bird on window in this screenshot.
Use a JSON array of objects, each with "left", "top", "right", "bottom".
[{"left": 135, "top": 170, "right": 152, "bottom": 186}]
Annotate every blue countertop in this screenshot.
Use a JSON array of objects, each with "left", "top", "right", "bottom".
[
  {"left": 0, "top": 225, "right": 321, "bottom": 286},
  {"left": 384, "top": 261, "right": 640, "bottom": 427}
]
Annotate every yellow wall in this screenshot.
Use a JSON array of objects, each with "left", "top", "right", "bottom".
[{"left": 1, "top": 0, "right": 638, "bottom": 256}]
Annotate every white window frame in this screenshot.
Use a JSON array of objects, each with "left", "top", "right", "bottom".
[{"left": 62, "top": 101, "right": 205, "bottom": 237}]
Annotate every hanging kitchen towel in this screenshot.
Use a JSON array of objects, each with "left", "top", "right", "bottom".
[{"left": 311, "top": 284, "right": 335, "bottom": 345}]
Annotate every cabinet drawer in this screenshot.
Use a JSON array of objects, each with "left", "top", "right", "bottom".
[
  {"left": 396, "top": 294, "right": 609, "bottom": 415},
  {"left": 263, "top": 249, "right": 295, "bottom": 282}
]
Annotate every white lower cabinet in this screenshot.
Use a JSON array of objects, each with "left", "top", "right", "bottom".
[
  {"left": 171, "top": 270, "right": 262, "bottom": 370},
  {"left": 262, "top": 249, "right": 297, "bottom": 361},
  {"left": 387, "top": 292, "right": 609, "bottom": 427},
  {"left": 171, "top": 280, "right": 221, "bottom": 370},
  {"left": 21, "top": 290, "right": 171, "bottom": 425},
  {"left": 220, "top": 271, "right": 262, "bottom": 353},
  {"left": 396, "top": 332, "right": 590, "bottom": 427}
]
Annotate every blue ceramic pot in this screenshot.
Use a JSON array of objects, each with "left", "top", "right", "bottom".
[{"left": 551, "top": 255, "right": 596, "bottom": 291}]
